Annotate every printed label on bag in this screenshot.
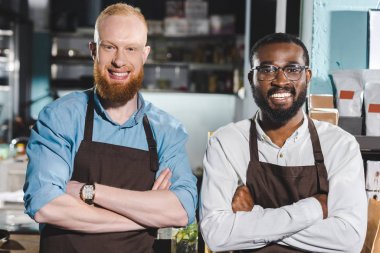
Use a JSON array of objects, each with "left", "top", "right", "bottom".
[
  {"left": 340, "top": 90, "right": 355, "bottom": 99},
  {"left": 369, "top": 104, "right": 380, "bottom": 113}
]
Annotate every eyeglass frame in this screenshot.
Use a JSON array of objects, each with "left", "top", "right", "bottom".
[{"left": 248, "top": 64, "right": 309, "bottom": 83}]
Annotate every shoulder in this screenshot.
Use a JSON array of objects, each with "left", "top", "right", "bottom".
[
  {"left": 211, "top": 119, "right": 250, "bottom": 144},
  {"left": 37, "top": 90, "right": 89, "bottom": 131},
  {"left": 313, "top": 119, "right": 357, "bottom": 145},
  {"left": 43, "top": 91, "right": 89, "bottom": 114},
  {"left": 208, "top": 119, "right": 250, "bottom": 162},
  {"left": 143, "top": 100, "right": 188, "bottom": 138},
  {"left": 312, "top": 119, "right": 360, "bottom": 156}
]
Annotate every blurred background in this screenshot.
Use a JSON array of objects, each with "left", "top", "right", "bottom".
[
  {"left": 0, "top": 0, "right": 379, "bottom": 251},
  {"left": 0, "top": 0, "right": 378, "bottom": 182}
]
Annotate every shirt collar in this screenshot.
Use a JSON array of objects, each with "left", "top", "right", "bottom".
[
  {"left": 93, "top": 89, "right": 146, "bottom": 128},
  {"left": 254, "top": 109, "right": 309, "bottom": 145}
]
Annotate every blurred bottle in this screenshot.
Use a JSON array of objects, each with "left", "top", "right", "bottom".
[{"left": 9, "top": 136, "right": 28, "bottom": 159}]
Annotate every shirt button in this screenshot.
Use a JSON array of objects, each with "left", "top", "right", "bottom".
[{"left": 279, "top": 153, "right": 284, "bottom": 158}]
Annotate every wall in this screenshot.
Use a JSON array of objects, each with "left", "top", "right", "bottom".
[
  {"left": 142, "top": 92, "right": 236, "bottom": 172},
  {"left": 30, "top": 32, "right": 51, "bottom": 119},
  {"left": 309, "top": 0, "right": 379, "bottom": 94}
]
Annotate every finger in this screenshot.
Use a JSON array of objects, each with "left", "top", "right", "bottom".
[
  {"left": 157, "top": 170, "right": 172, "bottom": 190},
  {"left": 152, "top": 168, "right": 170, "bottom": 190},
  {"left": 160, "top": 180, "right": 172, "bottom": 191}
]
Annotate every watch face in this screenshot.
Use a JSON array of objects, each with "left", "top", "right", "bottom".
[{"left": 82, "top": 185, "right": 94, "bottom": 200}]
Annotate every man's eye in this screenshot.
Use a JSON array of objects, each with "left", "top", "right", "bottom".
[
  {"left": 102, "top": 45, "right": 115, "bottom": 51},
  {"left": 285, "top": 67, "right": 301, "bottom": 73},
  {"left": 125, "top": 47, "right": 139, "bottom": 53},
  {"left": 259, "top": 67, "right": 275, "bottom": 73}
]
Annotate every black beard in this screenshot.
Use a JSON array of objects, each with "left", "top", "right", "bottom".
[{"left": 252, "top": 85, "right": 307, "bottom": 124}]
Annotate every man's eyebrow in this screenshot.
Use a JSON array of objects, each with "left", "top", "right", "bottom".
[
  {"left": 259, "top": 61, "right": 274, "bottom": 65},
  {"left": 286, "top": 61, "right": 302, "bottom": 65},
  {"left": 99, "top": 40, "right": 114, "bottom": 45},
  {"left": 99, "top": 41, "right": 142, "bottom": 48}
]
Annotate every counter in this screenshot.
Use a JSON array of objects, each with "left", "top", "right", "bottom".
[
  {"left": 0, "top": 234, "right": 176, "bottom": 253},
  {"left": 0, "top": 233, "right": 39, "bottom": 253}
]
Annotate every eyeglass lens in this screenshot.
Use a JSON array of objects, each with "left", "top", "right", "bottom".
[{"left": 256, "top": 65, "right": 306, "bottom": 81}]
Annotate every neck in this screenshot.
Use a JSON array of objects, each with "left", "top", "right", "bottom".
[
  {"left": 100, "top": 94, "right": 138, "bottom": 125},
  {"left": 258, "top": 109, "right": 304, "bottom": 147}
]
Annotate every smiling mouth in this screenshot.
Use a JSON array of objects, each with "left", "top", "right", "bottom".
[
  {"left": 108, "top": 70, "right": 130, "bottom": 79},
  {"left": 270, "top": 92, "right": 292, "bottom": 99}
]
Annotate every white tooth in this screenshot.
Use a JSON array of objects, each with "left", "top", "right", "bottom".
[
  {"left": 112, "top": 72, "right": 128, "bottom": 77},
  {"left": 271, "top": 93, "right": 291, "bottom": 98}
]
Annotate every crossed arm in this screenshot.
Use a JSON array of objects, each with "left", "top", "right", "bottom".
[
  {"left": 25, "top": 105, "right": 196, "bottom": 234},
  {"left": 231, "top": 185, "right": 328, "bottom": 219},
  {"left": 35, "top": 168, "right": 188, "bottom": 233},
  {"left": 200, "top": 134, "right": 367, "bottom": 252}
]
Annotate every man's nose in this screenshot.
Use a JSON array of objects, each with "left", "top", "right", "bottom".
[
  {"left": 272, "top": 68, "right": 289, "bottom": 85},
  {"left": 112, "top": 50, "right": 128, "bottom": 67}
]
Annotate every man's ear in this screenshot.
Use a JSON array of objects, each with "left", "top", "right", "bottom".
[
  {"left": 306, "top": 68, "right": 312, "bottom": 83},
  {"left": 89, "top": 42, "right": 96, "bottom": 60},
  {"left": 142, "top": 45, "right": 151, "bottom": 64}
]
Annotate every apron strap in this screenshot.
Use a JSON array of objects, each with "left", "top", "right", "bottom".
[
  {"left": 249, "top": 118, "right": 260, "bottom": 163},
  {"left": 307, "top": 117, "right": 329, "bottom": 194},
  {"left": 83, "top": 90, "right": 158, "bottom": 172},
  {"left": 83, "top": 89, "right": 95, "bottom": 142},
  {"left": 307, "top": 117, "right": 324, "bottom": 163},
  {"left": 143, "top": 115, "right": 159, "bottom": 172}
]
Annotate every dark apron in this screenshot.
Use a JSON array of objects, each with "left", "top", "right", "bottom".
[
  {"left": 238, "top": 117, "right": 329, "bottom": 253},
  {"left": 40, "top": 92, "right": 159, "bottom": 253}
]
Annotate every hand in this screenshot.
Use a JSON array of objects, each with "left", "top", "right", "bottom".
[
  {"left": 231, "top": 185, "right": 254, "bottom": 213},
  {"left": 66, "top": 180, "right": 85, "bottom": 199},
  {"left": 313, "top": 194, "right": 328, "bottom": 219},
  {"left": 152, "top": 168, "right": 172, "bottom": 190}
]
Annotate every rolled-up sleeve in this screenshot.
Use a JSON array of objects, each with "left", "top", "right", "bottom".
[
  {"left": 24, "top": 106, "right": 74, "bottom": 218},
  {"left": 157, "top": 122, "right": 198, "bottom": 225}
]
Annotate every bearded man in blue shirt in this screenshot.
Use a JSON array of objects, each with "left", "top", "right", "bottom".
[{"left": 23, "top": 3, "right": 197, "bottom": 253}]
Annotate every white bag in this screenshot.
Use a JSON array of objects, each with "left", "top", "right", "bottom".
[
  {"left": 332, "top": 70, "right": 364, "bottom": 117},
  {"left": 363, "top": 70, "right": 380, "bottom": 136}
]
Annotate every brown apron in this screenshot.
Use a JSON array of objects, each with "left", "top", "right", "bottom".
[
  {"left": 238, "top": 117, "right": 329, "bottom": 253},
  {"left": 40, "top": 91, "right": 159, "bottom": 253}
]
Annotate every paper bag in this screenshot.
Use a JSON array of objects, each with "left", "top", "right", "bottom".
[{"left": 362, "top": 199, "right": 380, "bottom": 253}]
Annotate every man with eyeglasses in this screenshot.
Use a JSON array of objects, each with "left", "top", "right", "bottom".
[
  {"left": 23, "top": 3, "right": 197, "bottom": 253},
  {"left": 200, "top": 33, "right": 366, "bottom": 252}
]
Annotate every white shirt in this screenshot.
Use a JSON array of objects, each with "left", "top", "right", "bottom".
[{"left": 200, "top": 112, "right": 367, "bottom": 252}]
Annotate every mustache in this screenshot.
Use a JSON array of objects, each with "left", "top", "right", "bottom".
[{"left": 267, "top": 87, "right": 296, "bottom": 97}]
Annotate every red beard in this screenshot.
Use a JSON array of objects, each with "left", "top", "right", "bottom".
[{"left": 94, "top": 62, "right": 144, "bottom": 104}]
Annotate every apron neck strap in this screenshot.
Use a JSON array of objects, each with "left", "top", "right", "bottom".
[
  {"left": 249, "top": 116, "right": 326, "bottom": 164},
  {"left": 249, "top": 116, "right": 329, "bottom": 194},
  {"left": 83, "top": 89, "right": 95, "bottom": 142},
  {"left": 307, "top": 117, "right": 324, "bottom": 164},
  {"left": 142, "top": 115, "right": 159, "bottom": 172},
  {"left": 84, "top": 90, "right": 159, "bottom": 172},
  {"left": 249, "top": 118, "right": 260, "bottom": 162},
  {"left": 307, "top": 117, "right": 329, "bottom": 194}
]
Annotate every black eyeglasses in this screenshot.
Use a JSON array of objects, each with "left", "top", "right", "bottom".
[{"left": 249, "top": 65, "right": 309, "bottom": 82}]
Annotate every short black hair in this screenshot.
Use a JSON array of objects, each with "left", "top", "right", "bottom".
[{"left": 249, "top": 33, "right": 310, "bottom": 67}]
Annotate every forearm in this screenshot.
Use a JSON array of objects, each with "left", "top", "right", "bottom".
[
  {"left": 280, "top": 217, "right": 365, "bottom": 253},
  {"left": 34, "top": 194, "right": 145, "bottom": 233},
  {"left": 200, "top": 197, "right": 322, "bottom": 252},
  {"left": 94, "top": 184, "right": 188, "bottom": 228}
]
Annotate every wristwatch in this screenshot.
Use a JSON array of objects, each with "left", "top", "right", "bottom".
[{"left": 80, "top": 183, "right": 96, "bottom": 205}]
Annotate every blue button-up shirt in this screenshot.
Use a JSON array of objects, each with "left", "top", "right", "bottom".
[{"left": 24, "top": 89, "right": 197, "bottom": 224}]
